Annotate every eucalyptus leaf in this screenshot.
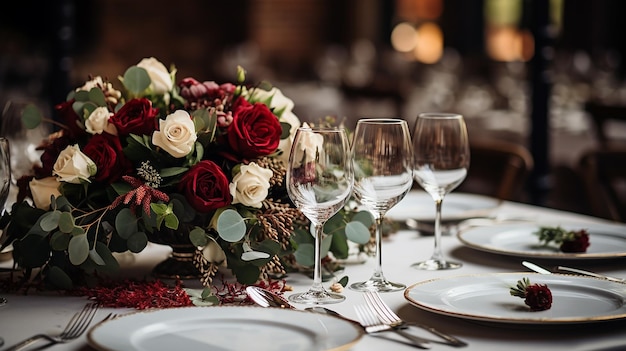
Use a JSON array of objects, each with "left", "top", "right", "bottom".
[
  {"left": 115, "top": 208, "right": 139, "bottom": 239},
  {"left": 93, "top": 242, "right": 119, "bottom": 273},
  {"left": 73, "top": 90, "right": 90, "bottom": 101},
  {"left": 216, "top": 209, "right": 246, "bottom": 242},
  {"left": 123, "top": 66, "right": 151, "bottom": 94},
  {"left": 88, "top": 87, "right": 107, "bottom": 106},
  {"left": 160, "top": 167, "right": 188, "bottom": 177},
  {"left": 58, "top": 211, "right": 75, "bottom": 234},
  {"left": 241, "top": 250, "right": 270, "bottom": 261},
  {"left": 338, "top": 276, "right": 349, "bottom": 287},
  {"left": 321, "top": 234, "right": 333, "bottom": 257},
  {"left": 189, "top": 227, "right": 209, "bottom": 247},
  {"left": 46, "top": 265, "right": 74, "bottom": 290},
  {"left": 50, "top": 231, "right": 70, "bottom": 251},
  {"left": 88, "top": 248, "right": 106, "bottom": 266},
  {"left": 294, "top": 243, "right": 315, "bottom": 266},
  {"left": 345, "top": 221, "right": 371, "bottom": 244},
  {"left": 127, "top": 231, "right": 148, "bottom": 253},
  {"left": 21, "top": 103, "right": 43, "bottom": 129},
  {"left": 54, "top": 196, "right": 72, "bottom": 212},
  {"left": 68, "top": 234, "right": 90, "bottom": 265},
  {"left": 280, "top": 121, "right": 292, "bottom": 139},
  {"left": 40, "top": 210, "right": 61, "bottom": 232},
  {"left": 352, "top": 210, "right": 375, "bottom": 227}
]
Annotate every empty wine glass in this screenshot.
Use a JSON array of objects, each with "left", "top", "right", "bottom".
[
  {"left": 411, "top": 113, "right": 470, "bottom": 270},
  {"left": 286, "top": 126, "right": 353, "bottom": 304},
  {"left": 349, "top": 118, "right": 413, "bottom": 292}
]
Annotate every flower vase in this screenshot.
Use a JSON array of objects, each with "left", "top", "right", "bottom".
[{"left": 148, "top": 226, "right": 202, "bottom": 280}]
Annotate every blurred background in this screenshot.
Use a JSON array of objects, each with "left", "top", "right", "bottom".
[{"left": 1, "top": 0, "right": 626, "bottom": 221}]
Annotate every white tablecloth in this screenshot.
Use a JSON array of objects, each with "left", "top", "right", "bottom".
[{"left": 2, "top": 194, "right": 626, "bottom": 351}]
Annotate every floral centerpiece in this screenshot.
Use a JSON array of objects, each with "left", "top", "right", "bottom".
[{"left": 0, "top": 57, "right": 372, "bottom": 291}]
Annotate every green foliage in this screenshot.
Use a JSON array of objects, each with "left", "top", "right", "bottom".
[{"left": 122, "top": 66, "right": 151, "bottom": 95}]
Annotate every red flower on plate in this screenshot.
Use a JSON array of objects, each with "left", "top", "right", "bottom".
[{"left": 510, "top": 277, "right": 553, "bottom": 311}]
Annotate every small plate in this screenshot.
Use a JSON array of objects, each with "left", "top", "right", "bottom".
[
  {"left": 387, "top": 191, "right": 500, "bottom": 223},
  {"left": 88, "top": 306, "right": 363, "bottom": 351},
  {"left": 404, "top": 272, "right": 626, "bottom": 325},
  {"left": 458, "top": 222, "right": 626, "bottom": 259}
]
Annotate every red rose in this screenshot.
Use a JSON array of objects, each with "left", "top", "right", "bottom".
[
  {"left": 560, "top": 229, "right": 590, "bottom": 253},
  {"left": 178, "top": 160, "right": 231, "bottom": 213},
  {"left": 36, "top": 132, "right": 72, "bottom": 178},
  {"left": 55, "top": 100, "right": 89, "bottom": 139},
  {"left": 83, "top": 133, "right": 133, "bottom": 183},
  {"left": 227, "top": 101, "right": 281, "bottom": 159},
  {"left": 109, "top": 98, "right": 158, "bottom": 136}
]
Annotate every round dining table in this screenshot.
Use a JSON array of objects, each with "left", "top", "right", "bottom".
[{"left": 1, "top": 192, "right": 626, "bottom": 351}]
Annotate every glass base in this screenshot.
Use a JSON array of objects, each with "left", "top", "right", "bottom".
[
  {"left": 411, "top": 259, "right": 462, "bottom": 271},
  {"left": 349, "top": 279, "right": 406, "bottom": 292},
  {"left": 288, "top": 290, "right": 345, "bottom": 305}
]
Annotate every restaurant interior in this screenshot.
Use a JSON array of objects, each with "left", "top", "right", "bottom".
[{"left": 2, "top": 0, "right": 625, "bottom": 222}]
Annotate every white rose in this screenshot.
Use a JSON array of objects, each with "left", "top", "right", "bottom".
[
  {"left": 29, "top": 177, "right": 62, "bottom": 210},
  {"left": 277, "top": 110, "right": 301, "bottom": 164},
  {"left": 77, "top": 76, "right": 105, "bottom": 92},
  {"left": 137, "top": 57, "right": 174, "bottom": 94},
  {"left": 246, "top": 87, "right": 295, "bottom": 117},
  {"left": 201, "top": 238, "right": 226, "bottom": 264},
  {"left": 52, "top": 145, "right": 97, "bottom": 184},
  {"left": 291, "top": 123, "right": 324, "bottom": 168},
  {"left": 229, "top": 162, "right": 273, "bottom": 208},
  {"left": 152, "top": 110, "right": 197, "bottom": 158},
  {"left": 85, "top": 107, "right": 117, "bottom": 135}
]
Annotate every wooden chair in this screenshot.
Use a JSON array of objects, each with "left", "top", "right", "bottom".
[
  {"left": 457, "top": 139, "right": 534, "bottom": 202},
  {"left": 578, "top": 148, "right": 626, "bottom": 222},
  {"left": 584, "top": 101, "right": 626, "bottom": 148}
]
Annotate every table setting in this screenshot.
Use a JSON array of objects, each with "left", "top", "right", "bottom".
[{"left": 1, "top": 57, "right": 626, "bottom": 351}]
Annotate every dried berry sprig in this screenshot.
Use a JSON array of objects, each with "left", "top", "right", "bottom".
[
  {"left": 535, "top": 226, "right": 590, "bottom": 253},
  {"left": 510, "top": 277, "right": 553, "bottom": 311}
]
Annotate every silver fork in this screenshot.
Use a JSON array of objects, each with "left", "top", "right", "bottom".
[
  {"left": 354, "top": 304, "right": 431, "bottom": 349},
  {"left": 363, "top": 291, "right": 467, "bottom": 347},
  {"left": 5, "top": 302, "right": 100, "bottom": 351}
]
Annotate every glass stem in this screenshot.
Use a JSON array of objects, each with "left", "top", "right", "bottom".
[
  {"left": 432, "top": 198, "right": 444, "bottom": 261},
  {"left": 311, "top": 222, "right": 325, "bottom": 293},
  {"left": 371, "top": 214, "right": 385, "bottom": 281}
]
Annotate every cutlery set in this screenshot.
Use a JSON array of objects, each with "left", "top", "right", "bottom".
[{"left": 246, "top": 286, "right": 466, "bottom": 349}]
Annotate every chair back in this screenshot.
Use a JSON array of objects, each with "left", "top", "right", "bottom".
[
  {"left": 457, "top": 139, "right": 534, "bottom": 202},
  {"left": 578, "top": 148, "right": 626, "bottom": 222}
]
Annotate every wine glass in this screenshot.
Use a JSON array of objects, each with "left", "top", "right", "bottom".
[
  {"left": 411, "top": 113, "right": 470, "bottom": 270},
  {"left": 349, "top": 118, "right": 414, "bottom": 292},
  {"left": 286, "top": 126, "right": 353, "bottom": 304}
]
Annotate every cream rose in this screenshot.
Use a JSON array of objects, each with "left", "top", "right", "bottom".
[
  {"left": 201, "top": 238, "right": 226, "bottom": 264},
  {"left": 277, "top": 110, "right": 301, "bottom": 164},
  {"left": 85, "top": 107, "right": 117, "bottom": 135},
  {"left": 152, "top": 110, "right": 197, "bottom": 158},
  {"left": 229, "top": 162, "right": 273, "bottom": 208},
  {"left": 291, "top": 123, "right": 324, "bottom": 167},
  {"left": 137, "top": 57, "right": 174, "bottom": 94},
  {"left": 53, "top": 145, "right": 97, "bottom": 184},
  {"left": 29, "top": 177, "right": 62, "bottom": 210},
  {"left": 245, "top": 86, "right": 297, "bottom": 117}
]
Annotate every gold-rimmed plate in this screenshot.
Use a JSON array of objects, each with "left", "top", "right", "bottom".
[
  {"left": 404, "top": 272, "right": 626, "bottom": 325},
  {"left": 458, "top": 222, "right": 626, "bottom": 259},
  {"left": 88, "top": 306, "right": 363, "bottom": 351}
]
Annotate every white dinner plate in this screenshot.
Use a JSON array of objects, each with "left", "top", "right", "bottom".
[
  {"left": 387, "top": 191, "right": 500, "bottom": 223},
  {"left": 458, "top": 222, "right": 626, "bottom": 259},
  {"left": 88, "top": 306, "right": 363, "bottom": 351},
  {"left": 404, "top": 272, "right": 626, "bottom": 325}
]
